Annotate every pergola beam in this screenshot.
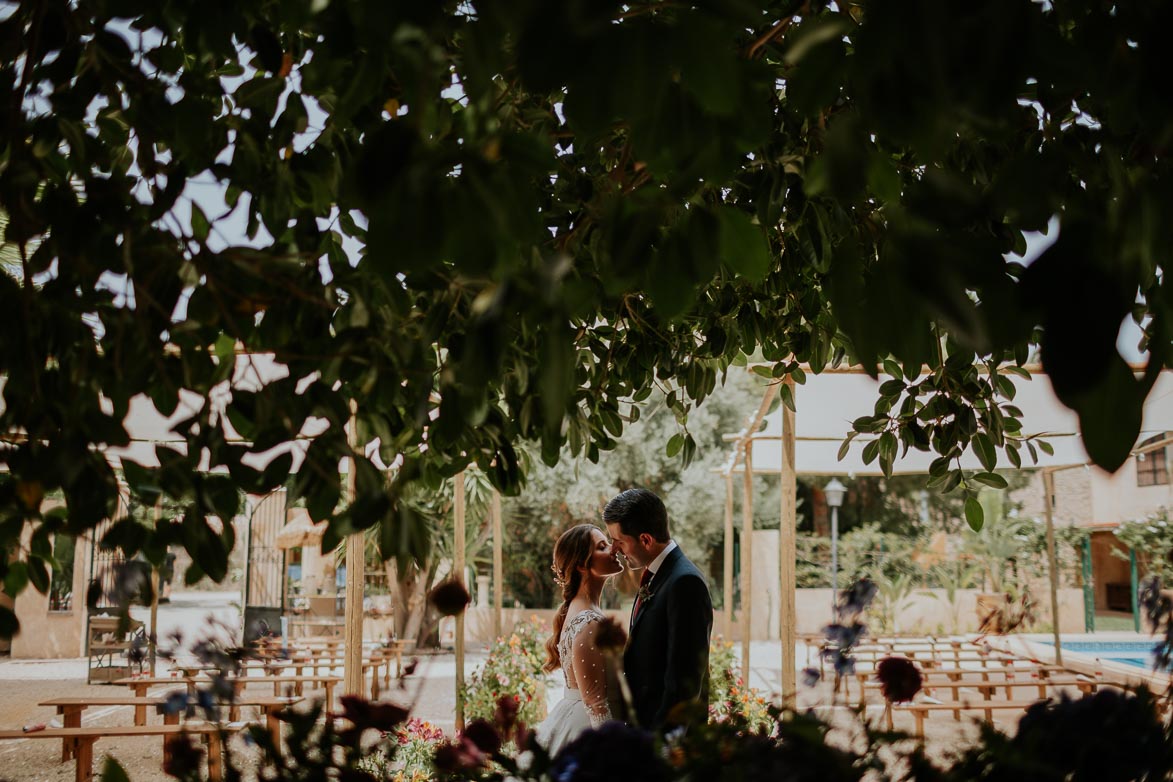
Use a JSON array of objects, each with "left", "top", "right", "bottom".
[
  {"left": 454, "top": 471, "right": 467, "bottom": 731},
  {"left": 777, "top": 377, "right": 797, "bottom": 702},
  {"left": 343, "top": 403, "right": 364, "bottom": 698}
]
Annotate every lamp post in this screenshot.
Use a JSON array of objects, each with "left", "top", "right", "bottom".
[{"left": 824, "top": 478, "right": 847, "bottom": 608}]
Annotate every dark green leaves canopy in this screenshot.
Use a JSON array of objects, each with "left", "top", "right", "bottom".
[{"left": 1, "top": 0, "right": 1170, "bottom": 636}]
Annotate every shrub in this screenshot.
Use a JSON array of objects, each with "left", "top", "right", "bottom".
[
  {"left": 462, "top": 616, "right": 551, "bottom": 728},
  {"left": 707, "top": 636, "right": 772, "bottom": 732}
]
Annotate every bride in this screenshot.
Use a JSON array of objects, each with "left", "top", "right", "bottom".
[{"left": 536, "top": 523, "right": 624, "bottom": 755}]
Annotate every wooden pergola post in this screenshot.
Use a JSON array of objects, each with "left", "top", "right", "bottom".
[
  {"left": 149, "top": 500, "right": 161, "bottom": 677},
  {"left": 344, "top": 403, "right": 365, "bottom": 698},
  {"left": 778, "top": 376, "right": 797, "bottom": 702},
  {"left": 491, "top": 489, "right": 503, "bottom": 640},
  {"left": 1042, "top": 468, "right": 1062, "bottom": 665},
  {"left": 454, "top": 471, "right": 467, "bottom": 731},
  {"left": 740, "top": 441, "right": 754, "bottom": 680},
  {"left": 723, "top": 475, "right": 734, "bottom": 637}
]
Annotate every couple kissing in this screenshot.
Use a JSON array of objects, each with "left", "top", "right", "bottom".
[{"left": 536, "top": 488, "right": 714, "bottom": 755}]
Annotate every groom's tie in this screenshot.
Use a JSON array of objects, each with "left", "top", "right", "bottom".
[{"left": 632, "top": 567, "right": 654, "bottom": 622}]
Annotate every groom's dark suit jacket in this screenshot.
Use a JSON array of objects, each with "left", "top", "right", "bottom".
[{"left": 623, "top": 545, "right": 713, "bottom": 729}]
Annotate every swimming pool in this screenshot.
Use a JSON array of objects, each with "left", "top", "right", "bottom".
[{"left": 1041, "top": 640, "right": 1158, "bottom": 669}]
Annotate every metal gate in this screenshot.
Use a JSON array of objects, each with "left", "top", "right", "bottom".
[
  {"left": 87, "top": 487, "right": 132, "bottom": 621},
  {"left": 86, "top": 486, "right": 145, "bottom": 682},
  {"left": 243, "top": 489, "right": 287, "bottom": 642}
]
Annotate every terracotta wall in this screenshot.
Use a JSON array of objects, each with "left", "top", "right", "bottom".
[{"left": 9, "top": 530, "right": 91, "bottom": 659}]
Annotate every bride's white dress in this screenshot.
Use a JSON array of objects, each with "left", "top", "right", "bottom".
[{"left": 536, "top": 607, "right": 613, "bottom": 756}]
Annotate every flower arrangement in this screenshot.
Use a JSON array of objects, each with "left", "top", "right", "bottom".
[
  {"left": 353, "top": 716, "right": 445, "bottom": 781},
  {"left": 707, "top": 637, "right": 772, "bottom": 733},
  {"left": 462, "top": 616, "right": 551, "bottom": 728}
]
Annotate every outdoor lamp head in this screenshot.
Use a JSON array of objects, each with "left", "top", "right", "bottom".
[{"left": 824, "top": 478, "right": 847, "bottom": 508}]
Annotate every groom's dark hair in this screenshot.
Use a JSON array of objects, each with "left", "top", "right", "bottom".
[{"left": 604, "top": 488, "right": 669, "bottom": 542}]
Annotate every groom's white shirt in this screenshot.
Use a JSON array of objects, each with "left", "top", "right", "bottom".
[{"left": 646, "top": 539, "right": 677, "bottom": 578}]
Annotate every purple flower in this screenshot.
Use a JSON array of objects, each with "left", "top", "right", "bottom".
[{"left": 835, "top": 578, "right": 877, "bottom": 621}]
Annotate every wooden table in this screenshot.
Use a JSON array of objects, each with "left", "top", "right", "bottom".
[
  {"left": 40, "top": 695, "right": 301, "bottom": 755},
  {"left": 0, "top": 724, "right": 239, "bottom": 782}
]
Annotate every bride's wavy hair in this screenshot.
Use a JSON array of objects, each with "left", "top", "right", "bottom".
[{"left": 543, "top": 524, "right": 599, "bottom": 673}]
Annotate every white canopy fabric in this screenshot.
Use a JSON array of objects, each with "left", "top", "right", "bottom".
[{"left": 732, "top": 369, "right": 1173, "bottom": 476}]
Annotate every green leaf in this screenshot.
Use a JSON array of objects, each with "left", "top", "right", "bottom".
[
  {"left": 972, "top": 433, "right": 997, "bottom": 472},
  {"left": 780, "top": 381, "right": 795, "bottom": 412},
  {"left": 972, "top": 471, "right": 1008, "bottom": 489},
  {"left": 27, "top": 557, "right": 50, "bottom": 593},
  {"left": 191, "top": 203, "right": 210, "bottom": 243},
  {"left": 101, "top": 757, "right": 132, "bottom": 782},
  {"left": 3, "top": 561, "right": 28, "bottom": 597},
  {"left": 836, "top": 436, "right": 853, "bottom": 462},
  {"left": 716, "top": 207, "right": 770, "bottom": 282},
  {"left": 1006, "top": 443, "right": 1022, "bottom": 469},
  {"left": 666, "top": 432, "right": 685, "bottom": 458},
  {"left": 0, "top": 606, "right": 17, "bottom": 638},
  {"left": 861, "top": 438, "right": 880, "bottom": 465},
  {"left": 1037, "top": 439, "right": 1055, "bottom": 456},
  {"left": 964, "top": 495, "right": 984, "bottom": 532},
  {"left": 681, "top": 433, "right": 697, "bottom": 468}
]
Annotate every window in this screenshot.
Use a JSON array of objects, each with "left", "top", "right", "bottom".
[
  {"left": 49, "top": 535, "right": 76, "bottom": 612},
  {"left": 1137, "top": 434, "right": 1170, "bottom": 487}
]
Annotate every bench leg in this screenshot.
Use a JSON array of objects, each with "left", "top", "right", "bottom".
[
  {"left": 74, "top": 737, "right": 96, "bottom": 782},
  {"left": 205, "top": 731, "right": 224, "bottom": 782},
  {"left": 914, "top": 710, "right": 925, "bottom": 739},
  {"left": 61, "top": 706, "right": 81, "bottom": 761},
  {"left": 267, "top": 710, "right": 282, "bottom": 755},
  {"left": 325, "top": 682, "right": 335, "bottom": 710}
]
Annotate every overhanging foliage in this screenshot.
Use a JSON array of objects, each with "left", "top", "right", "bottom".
[{"left": 1, "top": 0, "right": 1170, "bottom": 637}]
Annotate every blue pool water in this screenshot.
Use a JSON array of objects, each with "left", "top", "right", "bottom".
[{"left": 1041, "top": 640, "right": 1157, "bottom": 669}]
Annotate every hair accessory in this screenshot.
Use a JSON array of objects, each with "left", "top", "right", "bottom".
[{"left": 550, "top": 563, "right": 566, "bottom": 588}]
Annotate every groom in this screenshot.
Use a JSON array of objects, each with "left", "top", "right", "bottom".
[{"left": 604, "top": 488, "right": 713, "bottom": 730}]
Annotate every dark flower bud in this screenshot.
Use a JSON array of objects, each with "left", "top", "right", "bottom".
[
  {"left": 433, "top": 736, "right": 487, "bottom": 772},
  {"left": 428, "top": 579, "right": 471, "bottom": 617},
  {"left": 163, "top": 733, "right": 205, "bottom": 778},
  {"left": 595, "top": 617, "right": 628, "bottom": 653},
  {"left": 463, "top": 719, "right": 502, "bottom": 755},
  {"left": 875, "top": 656, "right": 923, "bottom": 703},
  {"left": 340, "top": 695, "right": 410, "bottom": 733},
  {"left": 494, "top": 694, "right": 520, "bottom": 734}
]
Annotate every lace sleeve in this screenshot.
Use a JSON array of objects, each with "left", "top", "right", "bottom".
[{"left": 570, "top": 614, "right": 613, "bottom": 728}]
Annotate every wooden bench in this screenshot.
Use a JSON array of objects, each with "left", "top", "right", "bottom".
[
  {"left": 40, "top": 695, "right": 301, "bottom": 756},
  {"left": 844, "top": 660, "right": 1089, "bottom": 706},
  {"left": 114, "top": 675, "right": 337, "bottom": 717},
  {"left": 894, "top": 698, "right": 1049, "bottom": 738},
  {"left": 0, "top": 724, "right": 241, "bottom": 782},
  {"left": 176, "top": 656, "right": 389, "bottom": 697}
]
